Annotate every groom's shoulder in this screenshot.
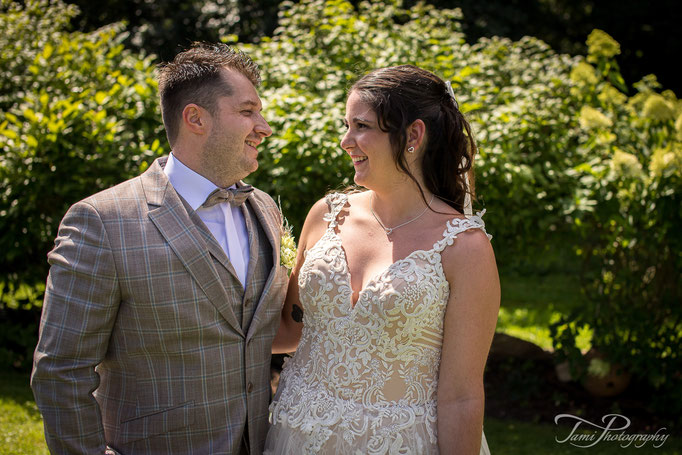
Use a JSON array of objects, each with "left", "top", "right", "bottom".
[
  {"left": 74, "top": 160, "right": 164, "bottom": 218},
  {"left": 83, "top": 174, "right": 146, "bottom": 207},
  {"left": 250, "top": 186, "right": 277, "bottom": 208}
]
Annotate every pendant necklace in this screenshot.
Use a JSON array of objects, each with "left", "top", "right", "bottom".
[{"left": 370, "top": 192, "right": 435, "bottom": 236}]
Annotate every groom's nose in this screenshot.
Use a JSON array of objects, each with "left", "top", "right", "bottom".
[{"left": 255, "top": 113, "right": 272, "bottom": 138}]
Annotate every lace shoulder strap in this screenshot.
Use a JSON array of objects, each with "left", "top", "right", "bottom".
[
  {"left": 322, "top": 192, "right": 348, "bottom": 229},
  {"left": 433, "top": 209, "right": 492, "bottom": 253}
]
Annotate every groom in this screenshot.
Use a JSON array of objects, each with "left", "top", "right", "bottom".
[{"left": 31, "top": 43, "right": 288, "bottom": 454}]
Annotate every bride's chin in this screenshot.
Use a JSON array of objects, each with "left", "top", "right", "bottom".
[{"left": 353, "top": 172, "right": 369, "bottom": 187}]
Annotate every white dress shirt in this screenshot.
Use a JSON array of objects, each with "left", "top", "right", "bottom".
[{"left": 164, "top": 153, "right": 250, "bottom": 287}]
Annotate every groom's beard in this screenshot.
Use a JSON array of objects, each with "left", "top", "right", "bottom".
[{"left": 200, "top": 131, "right": 254, "bottom": 188}]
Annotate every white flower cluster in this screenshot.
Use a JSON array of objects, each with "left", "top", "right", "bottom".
[
  {"left": 278, "top": 198, "right": 297, "bottom": 275},
  {"left": 280, "top": 226, "right": 297, "bottom": 275}
]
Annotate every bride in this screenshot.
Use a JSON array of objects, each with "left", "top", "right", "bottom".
[{"left": 268, "top": 65, "right": 499, "bottom": 454}]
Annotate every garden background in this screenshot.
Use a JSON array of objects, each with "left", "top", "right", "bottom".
[{"left": 1, "top": 0, "right": 681, "bottom": 453}]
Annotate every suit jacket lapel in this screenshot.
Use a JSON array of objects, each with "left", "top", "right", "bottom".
[
  {"left": 244, "top": 193, "right": 280, "bottom": 342},
  {"left": 142, "top": 158, "right": 244, "bottom": 337}
]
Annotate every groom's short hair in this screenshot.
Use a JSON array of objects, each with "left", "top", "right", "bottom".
[{"left": 157, "top": 42, "right": 261, "bottom": 147}]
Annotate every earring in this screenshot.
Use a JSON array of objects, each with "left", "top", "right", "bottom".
[{"left": 407, "top": 146, "right": 415, "bottom": 153}]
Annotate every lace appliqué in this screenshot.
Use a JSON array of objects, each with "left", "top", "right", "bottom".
[{"left": 269, "top": 193, "right": 490, "bottom": 454}]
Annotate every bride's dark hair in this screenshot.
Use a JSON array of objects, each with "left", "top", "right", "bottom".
[{"left": 349, "top": 65, "right": 476, "bottom": 213}]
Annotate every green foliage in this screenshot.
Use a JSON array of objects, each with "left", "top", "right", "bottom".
[
  {"left": 67, "top": 0, "right": 281, "bottom": 62},
  {"left": 63, "top": 0, "right": 682, "bottom": 97},
  {"left": 450, "top": 36, "right": 581, "bottom": 269},
  {"left": 0, "top": 281, "right": 44, "bottom": 370},
  {"left": 0, "top": 0, "right": 165, "bottom": 281},
  {"left": 0, "top": 0, "right": 165, "bottom": 370},
  {"left": 550, "top": 30, "right": 681, "bottom": 412},
  {"left": 0, "top": 0, "right": 74, "bottom": 110},
  {"left": 426, "top": 0, "right": 682, "bottom": 97}
]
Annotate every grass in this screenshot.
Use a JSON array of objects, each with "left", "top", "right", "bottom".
[
  {"left": 496, "top": 272, "right": 592, "bottom": 352},
  {"left": 4, "top": 369, "right": 679, "bottom": 455},
  {"left": 0, "top": 373, "right": 47, "bottom": 455}
]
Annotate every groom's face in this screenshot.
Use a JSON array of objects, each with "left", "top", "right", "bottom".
[{"left": 200, "top": 68, "right": 272, "bottom": 187}]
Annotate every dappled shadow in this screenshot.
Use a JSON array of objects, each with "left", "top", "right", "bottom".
[
  {"left": 0, "top": 372, "right": 42, "bottom": 420},
  {"left": 483, "top": 334, "right": 680, "bottom": 436}
]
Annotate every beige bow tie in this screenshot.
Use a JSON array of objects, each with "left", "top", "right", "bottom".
[{"left": 202, "top": 185, "right": 254, "bottom": 208}]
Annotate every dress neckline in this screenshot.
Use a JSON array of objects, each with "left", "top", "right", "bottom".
[
  {"left": 329, "top": 229, "right": 440, "bottom": 310},
  {"left": 316, "top": 192, "right": 489, "bottom": 310}
]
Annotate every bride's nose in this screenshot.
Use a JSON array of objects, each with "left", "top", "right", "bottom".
[{"left": 340, "top": 130, "right": 354, "bottom": 151}]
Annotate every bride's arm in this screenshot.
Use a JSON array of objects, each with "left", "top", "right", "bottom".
[
  {"left": 271, "top": 198, "right": 329, "bottom": 354},
  {"left": 437, "top": 228, "right": 500, "bottom": 454}
]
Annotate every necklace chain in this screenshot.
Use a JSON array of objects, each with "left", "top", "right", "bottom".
[{"left": 370, "top": 192, "right": 435, "bottom": 236}]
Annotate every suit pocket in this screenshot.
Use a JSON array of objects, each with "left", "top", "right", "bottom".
[{"left": 120, "top": 400, "right": 195, "bottom": 443}]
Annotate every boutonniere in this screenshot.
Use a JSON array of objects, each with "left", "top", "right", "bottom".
[{"left": 278, "top": 198, "right": 297, "bottom": 275}]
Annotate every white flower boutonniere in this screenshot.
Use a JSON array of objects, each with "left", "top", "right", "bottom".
[{"left": 278, "top": 198, "right": 297, "bottom": 275}]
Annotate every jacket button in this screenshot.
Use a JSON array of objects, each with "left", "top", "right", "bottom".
[{"left": 247, "top": 382, "right": 253, "bottom": 393}]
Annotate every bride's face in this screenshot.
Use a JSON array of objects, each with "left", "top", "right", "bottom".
[{"left": 341, "top": 91, "right": 396, "bottom": 189}]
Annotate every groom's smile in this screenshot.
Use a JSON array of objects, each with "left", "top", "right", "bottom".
[{"left": 201, "top": 68, "right": 272, "bottom": 186}]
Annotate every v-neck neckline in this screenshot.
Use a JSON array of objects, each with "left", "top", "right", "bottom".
[
  {"left": 330, "top": 229, "right": 437, "bottom": 310},
  {"left": 308, "top": 192, "right": 486, "bottom": 311}
]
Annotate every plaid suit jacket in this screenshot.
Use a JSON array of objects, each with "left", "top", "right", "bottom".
[{"left": 31, "top": 157, "right": 288, "bottom": 454}]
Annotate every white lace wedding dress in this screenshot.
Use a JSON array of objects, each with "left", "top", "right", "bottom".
[{"left": 265, "top": 193, "right": 492, "bottom": 454}]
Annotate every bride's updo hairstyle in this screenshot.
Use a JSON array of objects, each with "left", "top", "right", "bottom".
[{"left": 350, "top": 65, "right": 476, "bottom": 213}]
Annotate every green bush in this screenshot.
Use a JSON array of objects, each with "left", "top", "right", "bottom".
[
  {"left": 551, "top": 30, "right": 682, "bottom": 412},
  {"left": 0, "top": 0, "right": 165, "bottom": 370},
  {"left": 0, "top": 282, "right": 44, "bottom": 370},
  {"left": 0, "top": 0, "right": 164, "bottom": 280},
  {"left": 66, "top": 0, "right": 282, "bottom": 62}
]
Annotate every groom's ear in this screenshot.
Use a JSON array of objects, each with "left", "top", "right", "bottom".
[
  {"left": 182, "top": 103, "right": 210, "bottom": 136},
  {"left": 406, "top": 119, "right": 426, "bottom": 152}
]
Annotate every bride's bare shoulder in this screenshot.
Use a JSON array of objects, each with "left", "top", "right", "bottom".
[
  {"left": 303, "top": 196, "right": 335, "bottom": 227},
  {"left": 440, "top": 223, "right": 497, "bottom": 286},
  {"left": 345, "top": 189, "right": 370, "bottom": 204}
]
